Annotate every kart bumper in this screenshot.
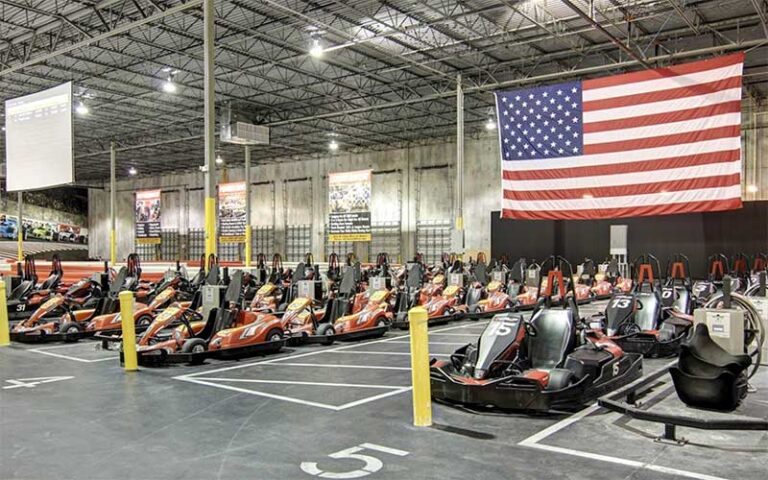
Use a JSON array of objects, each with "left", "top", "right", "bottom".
[
  {"left": 289, "top": 325, "right": 390, "bottom": 346},
  {"left": 390, "top": 311, "right": 463, "bottom": 329},
  {"left": 615, "top": 334, "right": 681, "bottom": 358},
  {"left": 464, "top": 307, "right": 517, "bottom": 320},
  {"left": 10, "top": 330, "right": 94, "bottom": 344},
  {"left": 131, "top": 339, "right": 284, "bottom": 367}
]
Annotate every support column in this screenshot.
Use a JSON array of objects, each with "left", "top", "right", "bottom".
[
  {"left": 16, "top": 192, "right": 22, "bottom": 262},
  {"left": 110, "top": 141, "right": 117, "bottom": 265},
  {"left": 203, "top": 0, "right": 217, "bottom": 259},
  {"left": 244, "top": 145, "right": 252, "bottom": 267},
  {"left": 454, "top": 74, "right": 465, "bottom": 256}
]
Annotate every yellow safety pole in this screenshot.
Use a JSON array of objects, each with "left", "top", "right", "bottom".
[
  {"left": 119, "top": 291, "right": 138, "bottom": 371},
  {"left": 110, "top": 230, "right": 117, "bottom": 266},
  {"left": 408, "top": 306, "right": 432, "bottom": 427},
  {"left": 0, "top": 279, "right": 10, "bottom": 346},
  {"left": 204, "top": 197, "right": 216, "bottom": 259},
  {"left": 245, "top": 226, "right": 252, "bottom": 268}
]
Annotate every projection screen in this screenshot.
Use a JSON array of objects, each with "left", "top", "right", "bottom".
[{"left": 5, "top": 82, "right": 74, "bottom": 192}]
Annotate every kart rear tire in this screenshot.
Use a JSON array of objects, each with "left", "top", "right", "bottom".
[
  {"left": 60, "top": 322, "right": 83, "bottom": 342},
  {"left": 136, "top": 315, "right": 153, "bottom": 329},
  {"left": 545, "top": 368, "right": 574, "bottom": 391},
  {"left": 316, "top": 323, "right": 335, "bottom": 345},
  {"left": 265, "top": 328, "right": 283, "bottom": 343},
  {"left": 182, "top": 338, "right": 207, "bottom": 354}
]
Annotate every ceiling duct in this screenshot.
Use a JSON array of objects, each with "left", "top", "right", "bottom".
[{"left": 220, "top": 102, "right": 270, "bottom": 145}]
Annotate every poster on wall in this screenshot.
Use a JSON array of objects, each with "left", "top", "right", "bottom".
[
  {"left": 328, "top": 169, "right": 371, "bottom": 242},
  {"left": 135, "top": 189, "right": 161, "bottom": 244},
  {"left": 0, "top": 214, "right": 88, "bottom": 243},
  {"left": 218, "top": 181, "right": 247, "bottom": 243}
]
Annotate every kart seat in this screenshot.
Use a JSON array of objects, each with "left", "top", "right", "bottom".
[
  {"left": 633, "top": 292, "right": 661, "bottom": 331},
  {"left": 670, "top": 323, "right": 750, "bottom": 411},
  {"left": 39, "top": 273, "right": 60, "bottom": 290},
  {"left": 526, "top": 308, "right": 575, "bottom": 370},
  {"left": 9, "top": 280, "right": 34, "bottom": 301}
]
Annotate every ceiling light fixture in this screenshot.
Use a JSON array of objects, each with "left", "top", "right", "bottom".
[
  {"left": 216, "top": 154, "right": 224, "bottom": 165},
  {"left": 75, "top": 101, "right": 89, "bottom": 115},
  {"left": 485, "top": 118, "right": 496, "bottom": 130},
  {"left": 162, "top": 78, "right": 177, "bottom": 93},
  {"left": 309, "top": 38, "right": 324, "bottom": 58},
  {"left": 747, "top": 184, "right": 759, "bottom": 194},
  {"left": 328, "top": 140, "right": 339, "bottom": 151},
  {"left": 128, "top": 167, "right": 137, "bottom": 176}
]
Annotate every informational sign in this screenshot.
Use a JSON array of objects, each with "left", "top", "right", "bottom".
[
  {"left": 135, "top": 190, "right": 161, "bottom": 244},
  {"left": 328, "top": 169, "right": 371, "bottom": 242},
  {"left": 218, "top": 181, "right": 247, "bottom": 243},
  {"left": 5, "top": 82, "right": 74, "bottom": 192}
]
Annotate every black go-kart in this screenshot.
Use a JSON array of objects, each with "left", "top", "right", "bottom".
[
  {"left": 430, "top": 256, "right": 643, "bottom": 413},
  {"left": 589, "top": 254, "right": 693, "bottom": 358}
]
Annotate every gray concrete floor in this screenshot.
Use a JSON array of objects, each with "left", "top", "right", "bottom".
[{"left": 1, "top": 301, "right": 766, "bottom": 480}]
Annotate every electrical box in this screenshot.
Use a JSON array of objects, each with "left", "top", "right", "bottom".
[
  {"left": 369, "top": 276, "right": 391, "bottom": 292},
  {"left": 449, "top": 273, "right": 464, "bottom": 287},
  {"left": 693, "top": 309, "right": 744, "bottom": 355},
  {"left": 297, "top": 280, "right": 322, "bottom": 301},
  {"left": 491, "top": 271, "right": 506, "bottom": 283},
  {"left": 201, "top": 285, "right": 227, "bottom": 320},
  {"left": 748, "top": 297, "right": 768, "bottom": 365}
]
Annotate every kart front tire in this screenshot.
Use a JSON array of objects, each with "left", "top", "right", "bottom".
[
  {"left": 265, "top": 328, "right": 283, "bottom": 343},
  {"left": 136, "top": 315, "right": 153, "bottom": 329},
  {"left": 545, "top": 368, "right": 574, "bottom": 391}
]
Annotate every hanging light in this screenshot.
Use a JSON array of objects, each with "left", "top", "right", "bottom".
[
  {"left": 747, "top": 184, "right": 759, "bottom": 193},
  {"left": 75, "top": 101, "right": 89, "bottom": 115},
  {"left": 328, "top": 140, "right": 339, "bottom": 151},
  {"left": 216, "top": 153, "right": 224, "bottom": 165},
  {"left": 128, "top": 167, "right": 138, "bottom": 176},
  {"left": 309, "top": 38, "right": 324, "bottom": 58},
  {"left": 162, "top": 77, "right": 177, "bottom": 93},
  {"left": 485, "top": 118, "right": 496, "bottom": 130}
]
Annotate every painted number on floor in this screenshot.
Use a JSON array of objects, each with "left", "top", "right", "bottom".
[
  {"left": 301, "top": 443, "right": 409, "bottom": 479},
  {"left": 2, "top": 376, "right": 74, "bottom": 390}
]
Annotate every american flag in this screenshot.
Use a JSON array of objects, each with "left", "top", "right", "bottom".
[{"left": 496, "top": 53, "right": 744, "bottom": 220}]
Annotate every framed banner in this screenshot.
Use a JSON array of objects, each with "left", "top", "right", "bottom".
[
  {"left": 219, "top": 181, "right": 247, "bottom": 243},
  {"left": 135, "top": 189, "right": 161, "bottom": 245},
  {"left": 328, "top": 169, "right": 371, "bottom": 242}
]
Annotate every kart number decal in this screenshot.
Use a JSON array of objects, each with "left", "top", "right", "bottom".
[
  {"left": 661, "top": 289, "right": 673, "bottom": 299},
  {"left": 16, "top": 304, "right": 25, "bottom": 312},
  {"left": 488, "top": 318, "right": 516, "bottom": 336},
  {"left": 612, "top": 363, "right": 620, "bottom": 376},
  {"left": 239, "top": 324, "right": 260, "bottom": 339},
  {"left": 300, "top": 443, "right": 409, "bottom": 479},
  {"left": 610, "top": 298, "right": 631, "bottom": 309}
]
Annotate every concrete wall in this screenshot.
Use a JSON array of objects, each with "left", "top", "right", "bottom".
[
  {"left": 88, "top": 134, "right": 501, "bottom": 262},
  {"left": 2, "top": 197, "right": 87, "bottom": 227}
]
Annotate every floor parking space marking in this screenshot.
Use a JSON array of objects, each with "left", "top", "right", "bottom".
[
  {"left": 518, "top": 367, "right": 727, "bottom": 480},
  {"left": 27, "top": 346, "right": 115, "bottom": 364},
  {"left": 330, "top": 350, "right": 450, "bottom": 357},
  {"left": 387, "top": 340, "right": 466, "bottom": 346},
  {"left": 173, "top": 322, "right": 481, "bottom": 411}
]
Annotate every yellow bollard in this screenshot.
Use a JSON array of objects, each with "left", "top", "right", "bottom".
[
  {"left": 119, "top": 291, "right": 138, "bottom": 371},
  {"left": 408, "top": 306, "right": 432, "bottom": 427},
  {"left": 17, "top": 231, "right": 23, "bottom": 262},
  {"left": 244, "top": 225, "right": 252, "bottom": 268},
  {"left": 110, "top": 229, "right": 117, "bottom": 266},
  {"left": 204, "top": 197, "right": 217, "bottom": 259},
  {"left": 0, "top": 279, "right": 10, "bottom": 346}
]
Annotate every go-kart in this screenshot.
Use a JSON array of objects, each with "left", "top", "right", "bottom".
[
  {"left": 692, "top": 254, "right": 744, "bottom": 306},
  {"left": 431, "top": 257, "right": 643, "bottom": 412},
  {"left": 590, "top": 258, "right": 622, "bottom": 300},
  {"left": 85, "top": 266, "right": 191, "bottom": 335},
  {"left": 7, "top": 256, "right": 64, "bottom": 321},
  {"left": 466, "top": 255, "right": 515, "bottom": 318},
  {"left": 249, "top": 254, "right": 288, "bottom": 312},
  {"left": 749, "top": 253, "right": 767, "bottom": 289},
  {"left": 133, "top": 270, "right": 284, "bottom": 366},
  {"left": 590, "top": 254, "right": 693, "bottom": 358},
  {"left": 392, "top": 261, "right": 466, "bottom": 329},
  {"left": 515, "top": 260, "right": 542, "bottom": 310},
  {"left": 10, "top": 259, "right": 138, "bottom": 343}
]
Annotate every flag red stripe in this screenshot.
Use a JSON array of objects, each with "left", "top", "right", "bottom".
[
  {"left": 582, "top": 53, "right": 744, "bottom": 90},
  {"left": 583, "top": 125, "right": 739, "bottom": 155},
  {"left": 582, "top": 76, "right": 741, "bottom": 112},
  {"left": 501, "top": 198, "right": 743, "bottom": 221},
  {"left": 503, "top": 174, "right": 740, "bottom": 201},
  {"left": 502, "top": 149, "right": 740, "bottom": 181},
  {"left": 583, "top": 101, "right": 741, "bottom": 133}
]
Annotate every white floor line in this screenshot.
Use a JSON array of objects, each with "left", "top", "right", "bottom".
[
  {"left": 30, "top": 342, "right": 100, "bottom": 351},
  {"left": 272, "top": 362, "right": 411, "bottom": 371},
  {"left": 387, "top": 340, "right": 466, "bottom": 346},
  {"left": 518, "top": 404, "right": 601, "bottom": 446},
  {"left": 330, "top": 350, "right": 450, "bottom": 357},
  {"left": 192, "top": 377, "right": 409, "bottom": 389},
  {"left": 27, "top": 349, "right": 115, "bottom": 364},
  {"left": 427, "top": 333, "right": 480, "bottom": 336},
  {"left": 181, "top": 378, "right": 338, "bottom": 410},
  {"left": 335, "top": 387, "right": 412, "bottom": 410}
]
